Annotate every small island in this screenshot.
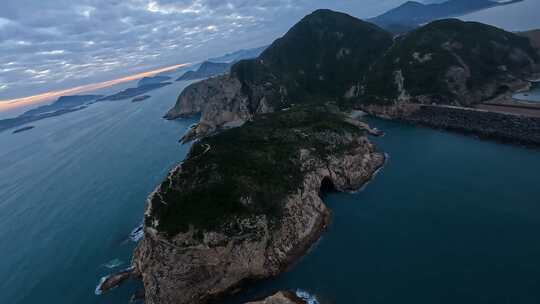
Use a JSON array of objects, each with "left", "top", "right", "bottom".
[
  {"left": 132, "top": 95, "right": 151, "bottom": 103},
  {"left": 12, "top": 126, "right": 35, "bottom": 134}
]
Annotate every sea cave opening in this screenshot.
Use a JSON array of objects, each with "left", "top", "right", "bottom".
[{"left": 319, "top": 176, "right": 337, "bottom": 198}]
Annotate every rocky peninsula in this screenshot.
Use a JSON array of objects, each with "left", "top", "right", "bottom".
[
  {"left": 133, "top": 107, "right": 384, "bottom": 304},
  {"left": 130, "top": 8, "right": 540, "bottom": 304}
]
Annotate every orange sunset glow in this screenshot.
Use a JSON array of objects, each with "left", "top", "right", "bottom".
[{"left": 0, "top": 63, "right": 191, "bottom": 113}]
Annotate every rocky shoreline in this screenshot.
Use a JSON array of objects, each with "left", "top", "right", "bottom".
[
  {"left": 130, "top": 109, "right": 385, "bottom": 304},
  {"left": 120, "top": 9, "right": 540, "bottom": 304},
  {"left": 246, "top": 291, "right": 309, "bottom": 304},
  {"left": 361, "top": 103, "right": 540, "bottom": 147}
]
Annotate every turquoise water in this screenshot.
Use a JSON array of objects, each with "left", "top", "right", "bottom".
[
  {"left": 0, "top": 80, "right": 197, "bottom": 303},
  {"left": 514, "top": 82, "right": 540, "bottom": 103},
  {"left": 224, "top": 119, "right": 540, "bottom": 303},
  {"left": 1, "top": 80, "right": 540, "bottom": 304}
]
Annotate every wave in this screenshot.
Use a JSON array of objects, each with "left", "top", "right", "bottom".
[
  {"left": 296, "top": 289, "right": 319, "bottom": 304},
  {"left": 94, "top": 276, "right": 108, "bottom": 295},
  {"left": 103, "top": 258, "right": 124, "bottom": 269},
  {"left": 129, "top": 223, "right": 144, "bottom": 242}
]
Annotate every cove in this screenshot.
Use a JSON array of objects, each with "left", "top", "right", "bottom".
[{"left": 222, "top": 118, "right": 540, "bottom": 304}]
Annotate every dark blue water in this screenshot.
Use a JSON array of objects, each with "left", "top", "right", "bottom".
[
  {"left": 224, "top": 119, "right": 540, "bottom": 304},
  {"left": 2, "top": 79, "right": 540, "bottom": 304},
  {"left": 0, "top": 80, "right": 197, "bottom": 304}
]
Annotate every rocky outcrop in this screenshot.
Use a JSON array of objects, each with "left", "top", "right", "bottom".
[
  {"left": 96, "top": 268, "right": 135, "bottom": 295},
  {"left": 164, "top": 74, "right": 281, "bottom": 142},
  {"left": 133, "top": 111, "right": 385, "bottom": 304},
  {"left": 245, "top": 291, "right": 306, "bottom": 304},
  {"left": 361, "top": 103, "right": 540, "bottom": 146},
  {"left": 165, "top": 75, "right": 245, "bottom": 120}
]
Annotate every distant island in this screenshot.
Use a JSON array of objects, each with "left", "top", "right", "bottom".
[
  {"left": 207, "top": 45, "right": 267, "bottom": 63},
  {"left": 12, "top": 126, "right": 35, "bottom": 134},
  {"left": 99, "top": 76, "right": 172, "bottom": 101},
  {"left": 0, "top": 48, "right": 269, "bottom": 134},
  {"left": 176, "top": 46, "right": 267, "bottom": 81},
  {"left": 369, "top": 0, "right": 524, "bottom": 33},
  {"left": 0, "top": 76, "right": 173, "bottom": 133},
  {"left": 0, "top": 95, "right": 103, "bottom": 133},
  {"left": 132, "top": 95, "right": 151, "bottom": 103},
  {"left": 0, "top": 75, "right": 173, "bottom": 133},
  {"left": 176, "top": 61, "right": 234, "bottom": 81},
  {"left": 137, "top": 76, "right": 171, "bottom": 86}
]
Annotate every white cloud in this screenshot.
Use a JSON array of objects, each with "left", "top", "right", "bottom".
[
  {"left": 0, "top": 17, "right": 11, "bottom": 28},
  {"left": 37, "top": 50, "right": 66, "bottom": 56},
  {"left": 0, "top": 0, "right": 407, "bottom": 99}
]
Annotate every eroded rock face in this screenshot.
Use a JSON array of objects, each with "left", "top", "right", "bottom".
[
  {"left": 166, "top": 74, "right": 283, "bottom": 142},
  {"left": 165, "top": 76, "right": 247, "bottom": 120},
  {"left": 133, "top": 131, "right": 384, "bottom": 304}
]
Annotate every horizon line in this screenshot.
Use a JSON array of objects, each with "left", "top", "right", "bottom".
[{"left": 0, "top": 62, "right": 191, "bottom": 113}]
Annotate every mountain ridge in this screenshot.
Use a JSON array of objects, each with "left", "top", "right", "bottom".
[
  {"left": 166, "top": 9, "right": 539, "bottom": 141},
  {"left": 369, "top": 0, "right": 524, "bottom": 33}
]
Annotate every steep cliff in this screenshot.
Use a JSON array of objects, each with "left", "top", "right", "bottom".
[{"left": 133, "top": 108, "right": 385, "bottom": 304}]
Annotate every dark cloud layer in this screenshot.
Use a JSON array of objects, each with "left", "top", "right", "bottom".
[{"left": 0, "top": 0, "right": 405, "bottom": 99}]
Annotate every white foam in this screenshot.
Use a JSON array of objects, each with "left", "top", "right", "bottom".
[
  {"left": 94, "top": 276, "right": 108, "bottom": 295},
  {"left": 129, "top": 224, "right": 144, "bottom": 242},
  {"left": 295, "top": 289, "right": 319, "bottom": 304},
  {"left": 103, "top": 258, "right": 124, "bottom": 269}
]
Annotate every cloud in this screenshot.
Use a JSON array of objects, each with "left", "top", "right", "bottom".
[{"left": 0, "top": 0, "right": 406, "bottom": 100}]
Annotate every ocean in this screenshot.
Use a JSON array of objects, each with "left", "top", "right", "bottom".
[{"left": 1, "top": 2, "right": 540, "bottom": 302}]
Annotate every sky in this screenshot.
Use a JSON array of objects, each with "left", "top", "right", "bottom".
[{"left": 0, "top": 0, "right": 409, "bottom": 101}]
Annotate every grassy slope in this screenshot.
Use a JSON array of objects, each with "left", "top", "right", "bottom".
[
  {"left": 365, "top": 19, "right": 539, "bottom": 102},
  {"left": 150, "top": 107, "right": 365, "bottom": 236},
  {"left": 232, "top": 9, "right": 394, "bottom": 107}
]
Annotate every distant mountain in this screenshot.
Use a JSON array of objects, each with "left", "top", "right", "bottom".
[
  {"left": 207, "top": 46, "right": 268, "bottom": 63},
  {"left": 138, "top": 76, "right": 171, "bottom": 86},
  {"left": 0, "top": 75, "right": 176, "bottom": 132},
  {"left": 176, "top": 61, "right": 234, "bottom": 81},
  {"left": 175, "top": 46, "right": 268, "bottom": 82},
  {"left": 0, "top": 95, "right": 103, "bottom": 133},
  {"left": 20, "top": 95, "right": 103, "bottom": 118},
  {"left": 99, "top": 82, "right": 171, "bottom": 101},
  {"left": 369, "top": 0, "right": 523, "bottom": 33}
]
